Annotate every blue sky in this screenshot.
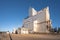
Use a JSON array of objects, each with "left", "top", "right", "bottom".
[{"left": 0, "top": 0, "right": 60, "bottom": 32}]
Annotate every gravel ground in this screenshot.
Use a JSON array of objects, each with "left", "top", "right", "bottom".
[{"left": 0, "top": 34, "right": 60, "bottom": 40}]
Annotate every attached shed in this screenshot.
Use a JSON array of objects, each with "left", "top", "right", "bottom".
[{"left": 21, "top": 28, "right": 29, "bottom": 34}]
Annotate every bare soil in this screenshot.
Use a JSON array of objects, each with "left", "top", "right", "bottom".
[{"left": 0, "top": 34, "right": 60, "bottom": 40}]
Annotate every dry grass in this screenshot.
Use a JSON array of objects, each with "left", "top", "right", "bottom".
[{"left": 0, "top": 34, "right": 60, "bottom": 40}]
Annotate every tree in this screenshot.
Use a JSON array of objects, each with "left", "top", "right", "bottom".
[{"left": 57, "top": 27, "right": 60, "bottom": 33}]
